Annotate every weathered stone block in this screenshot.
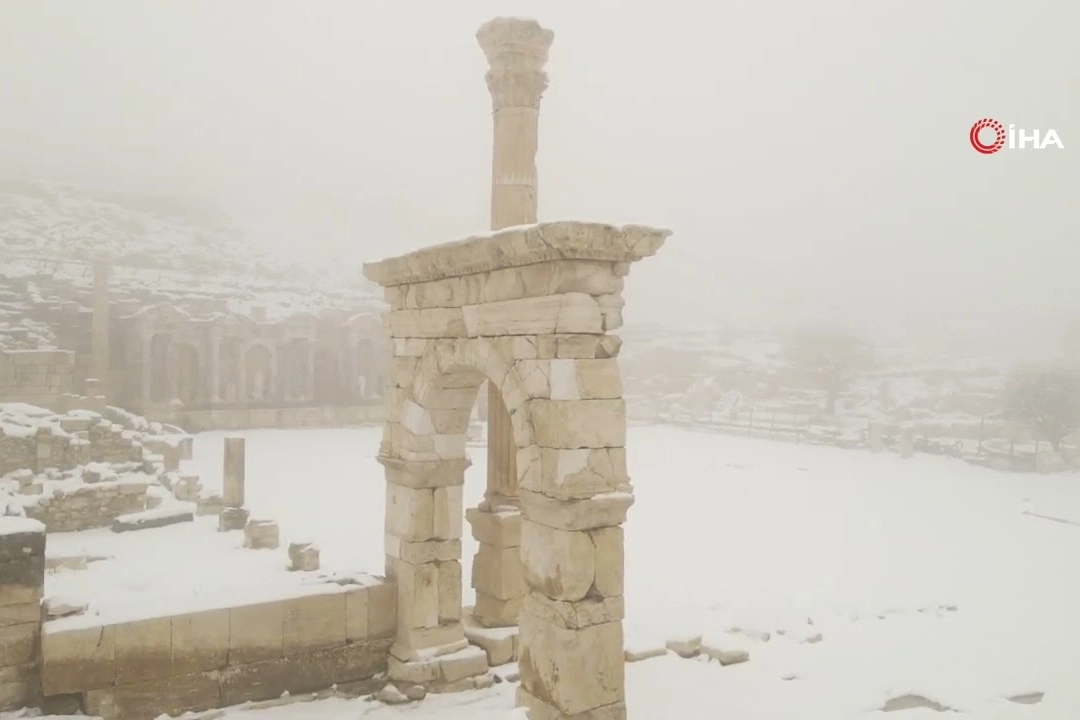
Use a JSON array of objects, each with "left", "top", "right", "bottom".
[
  {"left": 472, "top": 545, "right": 525, "bottom": 601},
  {"left": 114, "top": 616, "right": 172, "bottom": 684},
  {"left": 432, "top": 485, "right": 463, "bottom": 539},
  {"left": 385, "top": 484, "right": 435, "bottom": 541},
  {"left": 385, "top": 536, "right": 461, "bottom": 565},
  {"left": 345, "top": 585, "right": 369, "bottom": 642},
  {"left": 437, "top": 560, "right": 462, "bottom": 624},
  {"left": 228, "top": 600, "right": 284, "bottom": 665},
  {"left": 0, "top": 622, "right": 37, "bottom": 667},
  {"left": 517, "top": 447, "right": 629, "bottom": 500},
  {"left": 83, "top": 669, "right": 221, "bottom": 720},
  {"left": 282, "top": 592, "right": 346, "bottom": 655},
  {"left": 0, "top": 661, "right": 39, "bottom": 712},
  {"left": 367, "top": 581, "right": 397, "bottom": 639},
  {"left": 380, "top": 457, "right": 470, "bottom": 489},
  {"left": 391, "top": 559, "right": 439, "bottom": 631},
  {"left": 528, "top": 399, "right": 626, "bottom": 449},
  {"left": 522, "top": 592, "right": 624, "bottom": 631},
  {"left": 242, "top": 519, "right": 279, "bottom": 549},
  {"left": 461, "top": 293, "right": 602, "bottom": 337},
  {"left": 519, "top": 489, "right": 633, "bottom": 531},
  {"left": 520, "top": 521, "right": 595, "bottom": 602},
  {"left": 466, "top": 507, "right": 521, "bottom": 547},
  {"left": 287, "top": 542, "right": 320, "bottom": 571},
  {"left": 172, "top": 608, "right": 229, "bottom": 675},
  {"left": 517, "top": 685, "right": 627, "bottom": 720},
  {"left": 474, "top": 591, "right": 523, "bottom": 628},
  {"left": 41, "top": 624, "right": 115, "bottom": 695},
  {"left": 518, "top": 612, "right": 624, "bottom": 716},
  {"left": 217, "top": 506, "right": 249, "bottom": 531},
  {"left": 388, "top": 308, "right": 467, "bottom": 338}
]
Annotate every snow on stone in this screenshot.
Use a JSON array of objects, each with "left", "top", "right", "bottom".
[
  {"left": 0, "top": 516, "right": 44, "bottom": 535},
  {"left": 16, "top": 423, "right": 1080, "bottom": 718}
]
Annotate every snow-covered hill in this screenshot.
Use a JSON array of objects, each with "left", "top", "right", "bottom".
[{"left": 0, "top": 180, "right": 383, "bottom": 349}]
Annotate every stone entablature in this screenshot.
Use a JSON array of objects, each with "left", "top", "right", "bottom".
[{"left": 363, "top": 222, "right": 669, "bottom": 289}]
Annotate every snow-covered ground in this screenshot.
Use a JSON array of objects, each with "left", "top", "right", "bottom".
[{"left": 31, "top": 425, "right": 1080, "bottom": 718}]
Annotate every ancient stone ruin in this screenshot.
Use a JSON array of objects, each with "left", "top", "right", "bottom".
[
  {"left": 361, "top": 17, "right": 669, "bottom": 719},
  {"left": 1, "top": 257, "right": 389, "bottom": 431},
  {"left": 1, "top": 15, "right": 669, "bottom": 720}
]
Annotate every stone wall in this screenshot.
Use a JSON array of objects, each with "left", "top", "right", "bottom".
[
  {"left": 40, "top": 580, "right": 397, "bottom": 720},
  {"left": 0, "top": 414, "right": 144, "bottom": 476},
  {"left": 24, "top": 481, "right": 149, "bottom": 533},
  {"left": 0, "top": 519, "right": 46, "bottom": 712},
  {"left": 154, "top": 403, "right": 385, "bottom": 432},
  {"left": 0, "top": 351, "right": 74, "bottom": 407}
]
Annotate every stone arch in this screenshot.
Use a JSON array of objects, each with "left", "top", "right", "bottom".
[
  {"left": 313, "top": 346, "right": 340, "bottom": 404},
  {"left": 365, "top": 221, "right": 668, "bottom": 708},
  {"left": 241, "top": 342, "right": 275, "bottom": 402},
  {"left": 173, "top": 342, "right": 201, "bottom": 404},
  {"left": 148, "top": 332, "right": 172, "bottom": 403}
]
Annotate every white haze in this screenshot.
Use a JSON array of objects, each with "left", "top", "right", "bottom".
[{"left": 1, "top": 0, "right": 1077, "bottom": 354}]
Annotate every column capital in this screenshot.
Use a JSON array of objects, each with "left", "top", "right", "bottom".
[{"left": 477, "top": 17, "right": 553, "bottom": 110}]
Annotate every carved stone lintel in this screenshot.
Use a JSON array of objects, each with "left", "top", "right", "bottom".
[{"left": 362, "top": 222, "right": 670, "bottom": 288}]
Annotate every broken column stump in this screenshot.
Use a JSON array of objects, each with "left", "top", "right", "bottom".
[{"left": 218, "top": 436, "right": 248, "bottom": 532}]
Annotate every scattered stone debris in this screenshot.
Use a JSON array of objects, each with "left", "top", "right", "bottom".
[
  {"left": 374, "top": 684, "right": 410, "bottom": 704},
  {"left": 218, "top": 505, "right": 250, "bottom": 531},
  {"left": 287, "top": 541, "right": 320, "bottom": 571},
  {"left": 1006, "top": 691, "right": 1044, "bottom": 705},
  {"left": 111, "top": 504, "right": 195, "bottom": 532},
  {"left": 665, "top": 634, "right": 703, "bottom": 658},
  {"left": 243, "top": 518, "right": 280, "bottom": 549},
  {"left": 881, "top": 694, "right": 954, "bottom": 712},
  {"left": 44, "top": 594, "right": 88, "bottom": 619},
  {"left": 624, "top": 645, "right": 668, "bottom": 662},
  {"left": 702, "top": 642, "right": 750, "bottom": 666}
]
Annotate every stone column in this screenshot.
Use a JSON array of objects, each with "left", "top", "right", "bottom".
[
  {"left": 478, "top": 17, "right": 553, "bottom": 231},
  {"left": 382, "top": 457, "right": 487, "bottom": 689},
  {"left": 223, "top": 436, "right": 245, "bottom": 507},
  {"left": 474, "top": 21, "right": 554, "bottom": 631},
  {"left": 210, "top": 335, "right": 221, "bottom": 402},
  {"left": 219, "top": 436, "right": 249, "bottom": 531},
  {"left": 91, "top": 256, "right": 111, "bottom": 398},
  {"left": 516, "top": 398, "right": 634, "bottom": 720}
]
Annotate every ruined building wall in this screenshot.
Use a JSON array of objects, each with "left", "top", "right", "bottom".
[{"left": 0, "top": 352, "right": 74, "bottom": 408}]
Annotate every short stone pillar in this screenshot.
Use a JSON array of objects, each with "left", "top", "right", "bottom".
[
  {"left": 0, "top": 518, "right": 46, "bottom": 712},
  {"left": 222, "top": 436, "right": 245, "bottom": 508},
  {"left": 380, "top": 457, "right": 488, "bottom": 689},
  {"left": 219, "top": 436, "right": 249, "bottom": 531},
  {"left": 287, "top": 542, "right": 320, "bottom": 571},
  {"left": 899, "top": 426, "right": 915, "bottom": 459},
  {"left": 243, "top": 519, "right": 280, "bottom": 549},
  {"left": 466, "top": 506, "right": 525, "bottom": 627},
  {"left": 516, "top": 457, "right": 634, "bottom": 720}
]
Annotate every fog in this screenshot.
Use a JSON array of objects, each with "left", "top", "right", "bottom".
[{"left": 1, "top": 0, "right": 1077, "bottom": 349}]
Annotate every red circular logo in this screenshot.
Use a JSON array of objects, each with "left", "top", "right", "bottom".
[{"left": 970, "top": 118, "right": 1005, "bottom": 155}]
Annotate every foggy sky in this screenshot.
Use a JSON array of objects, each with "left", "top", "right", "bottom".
[{"left": 1, "top": 0, "right": 1077, "bottom": 347}]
